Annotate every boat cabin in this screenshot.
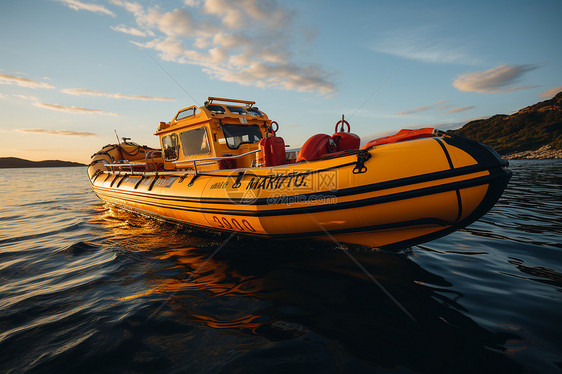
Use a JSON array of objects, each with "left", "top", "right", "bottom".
[
  {"left": 144, "top": 96, "right": 363, "bottom": 173},
  {"left": 155, "top": 97, "right": 283, "bottom": 171}
]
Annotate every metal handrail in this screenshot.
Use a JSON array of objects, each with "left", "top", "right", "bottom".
[
  {"left": 105, "top": 150, "right": 163, "bottom": 173},
  {"left": 173, "top": 149, "right": 259, "bottom": 174},
  {"left": 207, "top": 96, "right": 255, "bottom": 106},
  {"left": 107, "top": 161, "right": 133, "bottom": 173},
  {"left": 145, "top": 150, "right": 162, "bottom": 172}
]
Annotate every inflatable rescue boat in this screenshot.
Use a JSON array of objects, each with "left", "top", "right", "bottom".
[{"left": 88, "top": 97, "right": 511, "bottom": 249}]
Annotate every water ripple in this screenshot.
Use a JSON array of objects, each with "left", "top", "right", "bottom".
[{"left": 1, "top": 162, "right": 561, "bottom": 373}]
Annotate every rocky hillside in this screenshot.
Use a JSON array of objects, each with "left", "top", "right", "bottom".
[
  {"left": 0, "top": 157, "right": 85, "bottom": 168},
  {"left": 451, "top": 92, "right": 562, "bottom": 155}
]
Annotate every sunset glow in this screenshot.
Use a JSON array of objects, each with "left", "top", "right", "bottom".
[{"left": 1, "top": 0, "right": 560, "bottom": 163}]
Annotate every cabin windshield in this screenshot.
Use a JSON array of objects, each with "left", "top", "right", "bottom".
[
  {"left": 180, "top": 127, "right": 210, "bottom": 156},
  {"left": 222, "top": 124, "right": 262, "bottom": 149}
]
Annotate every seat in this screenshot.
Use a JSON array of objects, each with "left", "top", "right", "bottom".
[
  {"left": 219, "top": 153, "right": 236, "bottom": 169},
  {"left": 332, "top": 132, "right": 360, "bottom": 151},
  {"left": 258, "top": 136, "right": 286, "bottom": 166},
  {"left": 296, "top": 134, "right": 335, "bottom": 162}
]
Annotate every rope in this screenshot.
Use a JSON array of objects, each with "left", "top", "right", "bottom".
[{"left": 95, "top": 150, "right": 370, "bottom": 181}]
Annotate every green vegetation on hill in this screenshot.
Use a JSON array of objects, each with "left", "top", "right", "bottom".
[
  {"left": 0, "top": 157, "right": 86, "bottom": 168},
  {"left": 451, "top": 92, "right": 562, "bottom": 155}
]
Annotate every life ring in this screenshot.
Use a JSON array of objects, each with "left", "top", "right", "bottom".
[{"left": 335, "top": 119, "right": 350, "bottom": 133}]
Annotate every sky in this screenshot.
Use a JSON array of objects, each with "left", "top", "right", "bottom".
[{"left": 0, "top": 0, "right": 561, "bottom": 163}]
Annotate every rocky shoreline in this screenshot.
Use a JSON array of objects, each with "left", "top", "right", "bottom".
[
  {"left": 503, "top": 145, "right": 562, "bottom": 160},
  {"left": 0, "top": 157, "right": 86, "bottom": 168}
]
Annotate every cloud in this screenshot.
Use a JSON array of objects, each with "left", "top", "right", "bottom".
[
  {"left": 0, "top": 73, "right": 56, "bottom": 89},
  {"left": 55, "top": 0, "right": 115, "bottom": 16},
  {"left": 33, "top": 102, "right": 119, "bottom": 116},
  {"left": 203, "top": 60, "right": 335, "bottom": 94},
  {"left": 453, "top": 64, "right": 539, "bottom": 93},
  {"left": 116, "top": 0, "right": 335, "bottom": 95},
  {"left": 143, "top": 8, "right": 200, "bottom": 37},
  {"left": 539, "top": 86, "right": 562, "bottom": 99},
  {"left": 373, "top": 28, "right": 478, "bottom": 65},
  {"left": 435, "top": 104, "right": 453, "bottom": 111},
  {"left": 397, "top": 100, "right": 475, "bottom": 116},
  {"left": 446, "top": 106, "right": 475, "bottom": 113},
  {"left": 111, "top": 25, "right": 154, "bottom": 37},
  {"left": 17, "top": 129, "right": 97, "bottom": 137},
  {"left": 203, "top": 0, "right": 288, "bottom": 29},
  {"left": 111, "top": 2, "right": 209, "bottom": 38},
  {"left": 397, "top": 105, "right": 432, "bottom": 116},
  {"left": 132, "top": 37, "right": 191, "bottom": 63},
  {"left": 13, "top": 94, "right": 40, "bottom": 101},
  {"left": 108, "top": 0, "right": 142, "bottom": 15},
  {"left": 61, "top": 88, "right": 175, "bottom": 101}
]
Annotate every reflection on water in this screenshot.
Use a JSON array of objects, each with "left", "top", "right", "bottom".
[
  {"left": 506, "top": 257, "right": 562, "bottom": 288},
  {"left": 80, "top": 205, "right": 526, "bottom": 372},
  {"left": 1, "top": 162, "right": 561, "bottom": 373}
]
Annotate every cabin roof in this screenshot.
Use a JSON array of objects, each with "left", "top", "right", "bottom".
[{"left": 155, "top": 97, "right": 269, "bottom": 135}]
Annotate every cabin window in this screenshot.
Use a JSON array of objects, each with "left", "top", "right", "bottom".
[
  {"left": 227, "top": 106, "right": 248, "bottom": 115},
  {"left": 179, "top": 127, "right": 211, "bottom": 156},
  {"left": 162, "top": 133, "right": 179, "bottom": 161},
  {"left": 246, "top": 107, "right": 264, "bottom": 117},
  {"left": 206, "top": 105, "right": 225, "bottom": 114},
  {"left": 176, "top": 107, "right": 200, "bottom": 121},
  {"left": 222, "top": 124, "right": 262, "bottom": 149}
]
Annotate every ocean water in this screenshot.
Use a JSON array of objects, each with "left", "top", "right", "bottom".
[{"left": 0, "top": 161, "right": 561, "bottom": 373}]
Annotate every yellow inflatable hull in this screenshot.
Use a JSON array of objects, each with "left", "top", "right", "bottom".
[{"left": 87, "top": 133, "right": 511, "bottom": 249}]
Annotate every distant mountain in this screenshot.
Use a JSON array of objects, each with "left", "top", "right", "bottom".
[
  {"left": 0, "top": 157, "right": 86, "bottom": 168},
  {"left": 451, "top": 92, "right": 562, "bottom": 155}
]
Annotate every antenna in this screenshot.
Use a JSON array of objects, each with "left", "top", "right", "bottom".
[
  {"left": 114, "top": 130, "right": 120, "bottom": 145},
  {"left": 144, "top": 50, "right": 199, "bottom": 107},
  {"left": 349, "top": 58, "right": 409, "bottom": 120}
]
